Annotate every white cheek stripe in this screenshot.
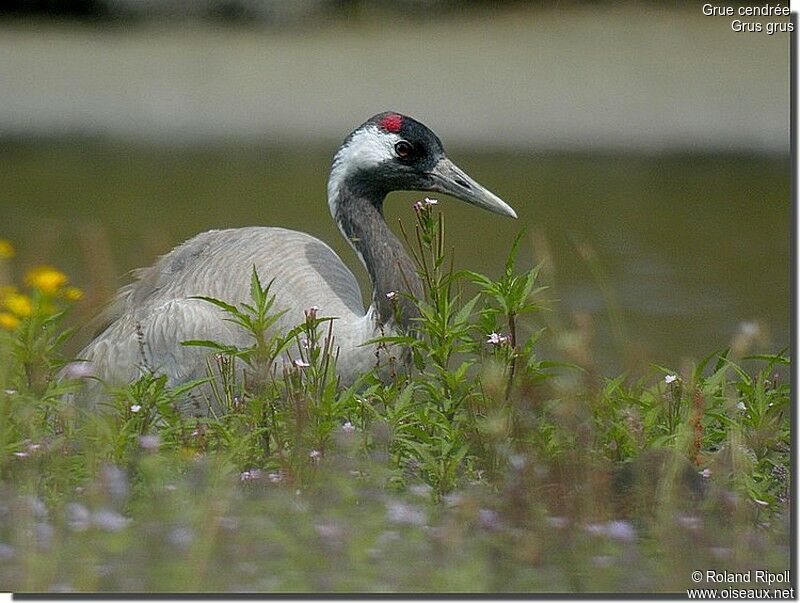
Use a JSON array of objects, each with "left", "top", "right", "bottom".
[{"left": 327, "top": 125, "right": 400, "bottom": 220}]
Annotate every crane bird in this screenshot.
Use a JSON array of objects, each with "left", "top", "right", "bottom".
[{"left": 66, "top": 112, "right": 517, "bottom": 413}]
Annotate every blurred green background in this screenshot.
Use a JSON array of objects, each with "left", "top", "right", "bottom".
[{"left": 0, "top": 0, "right": 790, "bottom": 370}]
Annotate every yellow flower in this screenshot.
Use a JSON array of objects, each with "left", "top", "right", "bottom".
[
  {"left": 4, "top": 293, "right": 32, "bottom": 317},
  {"left": 0, "top": 312, "right": 20, "bottom": 330},
  {"left": 25, "top": 266, "right": 68, "bottom": 295},
  {"left": 0, "top": 285, "right": 17, "bottom": 301},
  {"left": 0, "top": 240, "right": 14, "bottom": 259},
  {"left": 63, "top": 286, "right": 83, "bottom": 301}
]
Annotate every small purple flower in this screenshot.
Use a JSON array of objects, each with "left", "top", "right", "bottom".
[
  {"left": 138, "top": 435, "right": 160, "bottom": 450},
  {"left": 386, "top": 501, "right": 426, "bottom": 526},
  {"left": 583, "top": 520, "right": 637, "bottom": 542},
  {"left": 293, "top": 358, "right": 311, "bottom": 368},
  {"left": 217, "top": 516, "right": 239, "bottom": 530},
  {"left": 676, "top": 514, "right": 703, "bottom": 531},
  {"left": 545, "top": 516, "right": 569, "bottom": 529},
  {"left": 130, "top": 404, "right": 142, "bottom": 413},
  {"left": 66, "top": 503, "right": 91, "bottom": 532},
  {"left": 0, "top": 544, "right": 14, "bottom": 561},
  {"left": 305, "top": 306, "right": 319, "bottom": 320},
  {"left": 605, "top": 520, "right": 636, "bottom": 542},
  {"left": 315, "top": 522, "right": 342, "bottom": 540},
  {"left": 592, "top": 555, "right": 614, "bottom": 568},
  {"left": 168, "top": 526, "right": 195, "bottom": 549},
  {"left": 92, "top": 509, "right": 130, "bottom": 532},
  {"left": 487, "top": 332, "right": 509, "bottom": 346},
  {"left": 699, "top": 468, "right": 712, "bottom": 479},
  {"left": 412, "top": 197, "right": 439, "bottom": 213},
  {"left": 478, "top": 509, "right": 499, "bottom": 530}
]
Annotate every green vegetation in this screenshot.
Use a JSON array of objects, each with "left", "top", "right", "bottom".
[{"left": 0, "top": 204, "right": 790, "bottom": 593}]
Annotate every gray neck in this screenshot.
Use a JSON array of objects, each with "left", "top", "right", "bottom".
[{"left": 332, "top": 183, "right": 422, "bottom": 330}]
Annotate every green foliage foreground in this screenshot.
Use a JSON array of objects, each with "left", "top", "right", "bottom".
[{"left": 0, "top": 206, "right": 791, "bottom": 593}]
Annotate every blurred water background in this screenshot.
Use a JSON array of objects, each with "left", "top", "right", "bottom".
[{"left": 0, "top": 0, "right": 790, "bottom": 371}]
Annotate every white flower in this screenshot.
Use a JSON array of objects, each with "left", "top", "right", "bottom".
[
  {"left": 699, "top": 468, "right": 712, "bottom": 478},
  {"left": 309, "top": 449, "right": 321, "bottom": 461},
  {"left": 412, "top": 197, "right": 439, "bottom": 212},
  {"left": 341, "top": 421, "right": 356, "bottom": 433},
  {"left": 130, "top": 404, "right": 141, "bottom": 413},
  {"left": 664, "top": 374, "right": 678, "bottom": 384},
  {"left": 487, "top": 332, "right": 509, "bottom": 346},
  {"left": 240, "top": 469, "right": 263, "bottom": 482},
  {"left": 739, "top": 321, "right": 759, "bottom": 337},
  {"left": 293, "top": 359, "right": 310, "bottom": 368},
  {"left": 386, "top": 291, "right": 397, "bottom": 300},
  {"left": 737, "top": 401, "right": 747, "bottom": 411}
]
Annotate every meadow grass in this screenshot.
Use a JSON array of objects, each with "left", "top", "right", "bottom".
[{"left": 0, "top": 205, "right": 791, "bottom": 593}]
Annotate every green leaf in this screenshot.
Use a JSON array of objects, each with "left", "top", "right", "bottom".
[{"left": 190, "top": 296, "right": 241, "bottom": 316}]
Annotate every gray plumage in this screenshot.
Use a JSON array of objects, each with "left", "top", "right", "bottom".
[{"left": 66, "top": 112, "right": 516, "bottom": 413}]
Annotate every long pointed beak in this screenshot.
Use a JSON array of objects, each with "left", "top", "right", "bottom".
[{"left": 426, "top": 157, "right": 517, "bottom": 219}]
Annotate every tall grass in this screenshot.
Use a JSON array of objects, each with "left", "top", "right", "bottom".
[{"left": 0, "top": 205, "right": 790, "bottom": 593}]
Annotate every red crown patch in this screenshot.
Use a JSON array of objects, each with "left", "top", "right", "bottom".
[{"left": 377, "top": 114, "right": 403, "bottom": 133}]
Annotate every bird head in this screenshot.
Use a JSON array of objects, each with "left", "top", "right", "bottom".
[{"left": 327, "top": 112, "right": 517, "bottom": 219}]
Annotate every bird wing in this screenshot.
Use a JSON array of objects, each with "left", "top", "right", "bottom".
[{"left": 72, "top": 227, "right": 368, "bottom": 397}]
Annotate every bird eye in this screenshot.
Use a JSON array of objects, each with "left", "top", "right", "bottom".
[{"left": 394, "top": 140, "right": 413, "bottom": 158}]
